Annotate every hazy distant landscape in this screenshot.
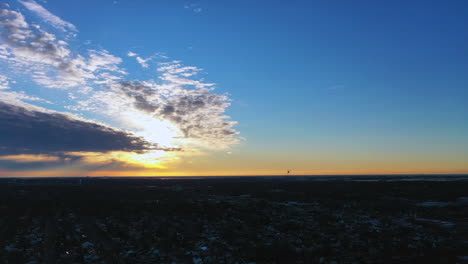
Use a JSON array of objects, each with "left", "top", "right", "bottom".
[{"left": 1, "top": 176, "right": 467, "bottom": 264}]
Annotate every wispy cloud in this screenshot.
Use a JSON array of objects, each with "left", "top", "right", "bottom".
[
  {"left": 18, "top": 0, "right": 77, "bottom": 32},
  {"left": 126, "top": 51, "right": 155, "bottom": 68},
  {"left": 0, "top": 74, "right": 10, "bottom": 89},
  {"left": 136, "top": 56, "right": 150, "bottom": 68},
  {"left": 184, "top": 3, "right": 203, "bottom": 13}
]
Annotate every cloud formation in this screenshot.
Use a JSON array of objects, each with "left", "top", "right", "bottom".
[
  {"left": 0, "top": 3, "right": 240, "bottom": 170},
  {"left": 0, "top": 101, "right": 156, "bottom": 155},
  {"left": 72, "top": 61, "right": 239, "bottom": 149},
  {"left": 116, "top": 78, "right": 238, "bottom": 144}
]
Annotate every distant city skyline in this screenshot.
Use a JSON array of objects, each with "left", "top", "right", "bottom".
[{"left": 0, "top": 0, "right": 467, "bottom": 176}]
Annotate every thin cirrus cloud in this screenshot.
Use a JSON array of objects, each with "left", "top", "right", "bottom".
[
  {"left": 0, "top": 74, "right": 11, "bottom": 89},
  {"left": 0, "top": 2, "right": 240, "bottom": 170},
  {"left": 17, "top": 0, "right": 77, "bottom": 32},
  {"left": 127, "top": 51, "right": 154, "bottom": 68},
  {"left": 184, "top": 3, "right": 203, "bottom": 13}
]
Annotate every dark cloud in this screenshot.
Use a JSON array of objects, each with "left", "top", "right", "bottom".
[
  {"left": 0, "top": 101, "right": 157, "bottom": 155},
  {"left": 116, "top": 81, "right": 159, "bottom": 113},
  {"left": 0, "top": 153, "right": 79, "bottom": 170}
]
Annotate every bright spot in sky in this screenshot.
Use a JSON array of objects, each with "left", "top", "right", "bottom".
[
  {"left": 117, "top": 111, "right": 184, "bottom": 168},
  {"left": 126, "top": 112, "right": 181, "bottom": 148}
]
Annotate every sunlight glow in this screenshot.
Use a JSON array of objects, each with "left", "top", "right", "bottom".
[{"left": 123, "top": 111, "right": 181, "bottom": 148}]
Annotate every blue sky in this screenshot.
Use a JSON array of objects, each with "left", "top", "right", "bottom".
[{"left": 0, "top": 0, "right": 467, "bottom": 175}]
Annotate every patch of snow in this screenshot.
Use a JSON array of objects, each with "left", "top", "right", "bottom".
[
  {"left": 415, "top": 218, "right": 455, "bottom": 228},
  {"left": 417, "top": 201, "right": 454, "bottom": 207},
  {"left": 4, "top": 245, "right": 19, "bottom": 252},
  {"left": 84, "top": 254, "right": 100, "bottom": 261},
  {"left": 123, "top": 250, "right": 137, "bottom": 256},
  {"left": 193, "top": 257, "right": 203, "bottom": 264},
  {"left": 81, "top": 241, "right": 94, "bottom": 249},
  {"left": 286, "top": 201, "right": 312, "bottom": 206}
]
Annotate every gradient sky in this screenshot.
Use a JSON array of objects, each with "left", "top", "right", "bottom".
[{"left": 0, "top": 0, "right": 467, "bottom": 176}]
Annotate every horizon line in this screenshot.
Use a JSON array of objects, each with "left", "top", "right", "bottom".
[{"left": 1, "top": 173, "right": 468, "bottom": 179}]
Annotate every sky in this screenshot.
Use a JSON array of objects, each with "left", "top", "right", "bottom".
[{"left": 0, "top": 0, "right": 467, "bottom": 176}]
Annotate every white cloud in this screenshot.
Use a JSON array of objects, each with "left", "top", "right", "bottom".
[
  {"left": 0, "top": 74, "right": 10, "bottom": 89},
  {"left": 184, "top": 3, "right": 202, "bottom": 13},
  {"left": 18, "top": 0, "right": 77, "bottom": 32},
  {"left": 127, "top": 51, "right": 137, "bottom": 57},
  {"left": 127, "top": 52, "right": 156, "bottom": 68},
  {"left": 0, "top": 89, "right": 51, "bottom": 103},
  {"left": 157, "top": 62, "right": 214, "bottom": 88},
  {"left": 86, "top": 50, "right": 124, "bottom": 73},
  {"left": 136, "top": 56, "right": 150, "bottom": 68}
]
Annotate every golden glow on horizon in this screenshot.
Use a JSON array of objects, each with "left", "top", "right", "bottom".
[
  {"left": 0, "top": 154, "right": 61, "bottom": 163},
  {"left": 64, "top": 150, "right": 175, "bottom": 168},
  {"left": 1, "top": 168, "right": 468, "bottom": 178},
  {"left": 1, "top": 137, "right": 467, "bottom": 177},
  {"left": 2, "top": 151, "right": 468, "bottom": 177}
]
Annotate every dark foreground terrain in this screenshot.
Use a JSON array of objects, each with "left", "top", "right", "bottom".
[{"left": 0, "top": 176, "right": 467, "bottom": 264}]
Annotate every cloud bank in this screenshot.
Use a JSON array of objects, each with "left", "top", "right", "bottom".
[{"left": 0, "top": 101, "right": 156, "bottom": 155}]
